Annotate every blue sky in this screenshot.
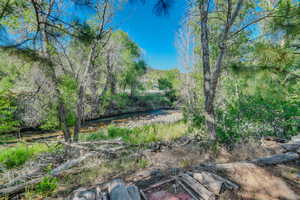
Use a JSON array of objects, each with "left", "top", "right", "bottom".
[{"left": 112, "top": 1, "right": 188, "bottom": 70}]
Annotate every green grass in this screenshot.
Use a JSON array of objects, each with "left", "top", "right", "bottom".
[
  {"left": 81, "top": 121, "right": 187, "bottom": 145},
  {"left": 0, "top": 143, "right": 52, "bottom": 169}
]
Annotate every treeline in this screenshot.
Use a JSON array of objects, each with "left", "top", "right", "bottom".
[{"left": 178, "top": 0, "right": 300, "bottom": 143}]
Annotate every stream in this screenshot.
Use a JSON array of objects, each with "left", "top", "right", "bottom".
[{"left": 0, "top": 109, "right": 183, "bottom": 145}]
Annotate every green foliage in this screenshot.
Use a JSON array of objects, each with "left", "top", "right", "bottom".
[
  {"left": 59, "top": 75, "right": 77, "bottom": 126},
  {"left": 158, "top": 78, "right": 177, "bottom": 103},
  {"left": 0, "top": 135, "right": 17, "bottom": 144},
  {"left": 0, "top": 92, "right": 19, "bottom": 133},
  {"left": 35, "top": 176, "right": 58, "bottom": 195},
  {"left": 0, "top": 143, "right": 49, "bottom": 168},
  {"left": 136, "top": 158, "right": 149, "bottom": 169},
  {"left": 82, "top": 130, "right": 106, "bottom": 141},
  {"left": 82, "top": 121, "right": 187, "bottom": 145}
]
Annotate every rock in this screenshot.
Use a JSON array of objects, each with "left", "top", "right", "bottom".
[
  {"left": 108, "top": 179, "right": 131, "bottom": 200},
  {"left": 127, "top": 185, "right": 141, "bottom": 200},
  {"left": 69, "top": 188, "right": 96, "bottom": 200},
  {"left": 291, "top": 134, "right": 300, "bottom": 143}
]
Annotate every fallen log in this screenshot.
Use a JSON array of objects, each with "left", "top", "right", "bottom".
[
  {"left": 0, "top": 152, "right": 97, "bottom": 197},
  {"left": 211, "top": 152, "right": 299, "bottom": 172},
  {"left": 251, "top": 152, "right": 299, "bottom": 165},
  {"left": 78, "top": 139, "right": 125, "bottom": 146},
  {"left": 179, "top": 174, "right": 215, "bottom": 200},
  {"left": 108, "top": 179, "right": 132, "bottom": 200},
  {"left": 59, "top": 141, "right": 90, "bottom": 151},
  {"left": 0, "top": 168, "right": 41, "bottom": 189},
  {"left": 281, "top": 142, "right": 300, "bottom": 152},
  {"left": 0, "top": 177, "right": 42, "bottom": 197},
  {"left": 50, "top": 152, "right": 96, "bottom": 176}
]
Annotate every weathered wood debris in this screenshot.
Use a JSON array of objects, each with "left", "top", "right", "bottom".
[
  {"left": 68, "top": 172, "right": 239, "bottom": 200},
  {"left": 1, "top": 134, "right": 300, "bottom": 198},
  {"left": 0, "top": 139, "right": 127, "bottom": 198}
]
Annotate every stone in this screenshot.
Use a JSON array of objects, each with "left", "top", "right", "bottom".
[{"left": 69, "top": 188, "right": 96, "bottom": 200}]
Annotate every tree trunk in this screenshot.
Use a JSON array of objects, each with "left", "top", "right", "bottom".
[
  {"left": 106, "top": 52, "right": 116, "bottom": 95},
  {"left": 198, "top": 0, "right": 244, "bottom": 140},
  {"left": 39, "top": 4, "right": 71, "bottom": 143},
  {"left": 73, "top": 85, "right": 84, "bottom": 142},
  {"left": 73, "top": 41, "right": 98, "bottom": 142},
  {"left": 58, "top": 97, "right": 71, "bottom": 142},
  {"left": 199, "top": 0, "right": 217, "bottom": 140}
]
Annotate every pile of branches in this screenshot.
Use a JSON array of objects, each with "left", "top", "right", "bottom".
[{"left": 0, "top": 139, "right": 130, "bottom": 198}]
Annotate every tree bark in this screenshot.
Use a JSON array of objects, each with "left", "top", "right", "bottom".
[
  {"left": 58, "top": 96, "right": 71, "bottom": 142},
  {"left": 198, "top": 0, "right": 244, "bottom": 139},
  {"left": 199, "top": 0, "right": 217, "bottom": 139},
  {"left": 73, "top": 85, "right": 84, "bottom": 142},
  {"left": 73, "top": 0, "right": 110, "bottom": 142}
]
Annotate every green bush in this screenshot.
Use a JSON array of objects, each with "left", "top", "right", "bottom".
[
  {"left": 185, "top": 76, "right": 300, "bottom": 145},
  {"left": 0, "top": 143, "right": 49, "bottom": 168},
  {"left": 35, "top": 176, "right": 58, "bottom": 195},
  {"left": 215, "top": 83, "right": 300, "bottom": 144}
]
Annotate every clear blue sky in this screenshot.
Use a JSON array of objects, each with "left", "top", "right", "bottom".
[{"left": 112, "top": 1, "right": 187, "bottom": 70}]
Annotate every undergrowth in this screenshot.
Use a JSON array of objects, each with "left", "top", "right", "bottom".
[
  {"left": 0, "top": 143, "right": 54, "bottom": 169},
  {"left": 81, "top": 121, "right": 187, "bottom": 144}
]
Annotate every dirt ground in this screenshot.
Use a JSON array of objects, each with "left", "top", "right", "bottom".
[
  {"left": 124, "top": 139, "right": 300, "bottom": 200},
  {"left": 44, "top": 138, "right": 300, "bottom": 200}
]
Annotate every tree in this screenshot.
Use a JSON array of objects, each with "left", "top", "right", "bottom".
[
  {"left": 72, "top": 0, "right": 113, "bottom": 142},
  {"left": 137, "top": 0, "right": 297, "bottom": 139}
]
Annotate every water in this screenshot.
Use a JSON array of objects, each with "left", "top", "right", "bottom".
[{"left": 0, "top": 109, "right": 177, "bottom": 144}]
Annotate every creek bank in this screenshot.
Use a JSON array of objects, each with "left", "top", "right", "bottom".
[{"left": 0, "top": 109, "right": 182, "bottom": 144}]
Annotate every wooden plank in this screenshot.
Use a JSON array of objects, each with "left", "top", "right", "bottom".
[
  {"left": 179, "top": 174, "right": 215, "bottom": 200},
  {"left": 177, "top": 179, "right": 200, "bottom": 200},
  {"left": 193, "top": 172, "right": 239, "bottom": 193},
  {"left": 193, "top": 172, "right": 224, "bottom": 195}
]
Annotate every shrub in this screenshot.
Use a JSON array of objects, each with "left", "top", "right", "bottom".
[
  {"left": 35, "top": 176, "right": 58, "bottom": 195},
  {"left": 83, "top": 130, "right": 106, "bottom": 141},
  {"left": 0, "top": 143, "right": 49, "bottom": 168}
]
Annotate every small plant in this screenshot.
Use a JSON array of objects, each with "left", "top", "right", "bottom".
[
  {"left": 35, "top": 176, "right": 58, "bottom": 195},
  {"left": 43, "top": 163, "right": 54, "bottom": 173},
  {"left": 137, "top": 158, "right": 149, "bottom": 169},
  {"left": 179, "top": 159, "right": 192, "bottom": 168},
  {"left": 84, "top": 130, "right": 106, "bottom": 141}
]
